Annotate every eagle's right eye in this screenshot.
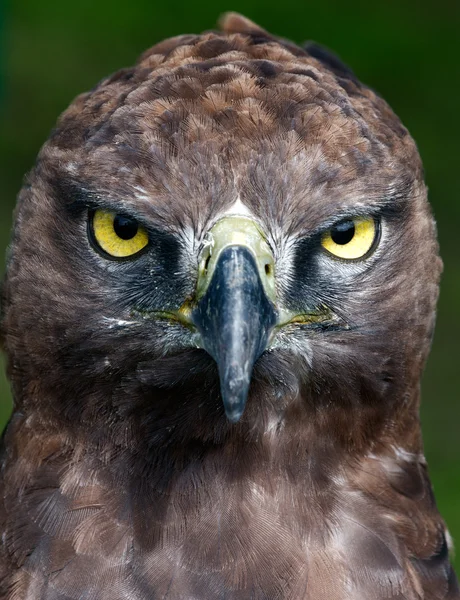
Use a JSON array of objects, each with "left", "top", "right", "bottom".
[
  {"left": 89, "top": 209, "right": 149, "bottom": 259},
  {"left": 321, "top": 216, "right": 379, "bottom": 260}
]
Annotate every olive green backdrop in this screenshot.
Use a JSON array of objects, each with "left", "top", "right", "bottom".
[{"left": 0, "top": 0, "right": 458, "bottom": 566}]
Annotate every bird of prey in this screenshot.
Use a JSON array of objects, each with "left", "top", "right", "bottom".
[{"left": 0, "top": 12, "right": 457, "bottom": 600}]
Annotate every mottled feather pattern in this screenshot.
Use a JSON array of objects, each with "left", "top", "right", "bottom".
[{"left": 0, "top": 12, "right": 457, "bottom": 600}]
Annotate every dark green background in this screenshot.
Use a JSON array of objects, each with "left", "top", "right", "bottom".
[{"left": 0, "top": 0, "right": 458, "bottom": 565}]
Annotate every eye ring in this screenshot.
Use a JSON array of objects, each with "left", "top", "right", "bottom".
[
  {"left": 88, "top": 209, "right": 150, "bottom": 260},
  {"left": 321, "top": 216, "right": 380, "bottom": 261}
]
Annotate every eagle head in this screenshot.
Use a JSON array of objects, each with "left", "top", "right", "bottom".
[{"left": 1, "top": 13, "right": 455, "bottom": 600}]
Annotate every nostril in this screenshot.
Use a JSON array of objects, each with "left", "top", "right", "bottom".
[
  {"left": 265, "top": 263, "right": 272, "bottom": 276},
  {"left": 204, "top": 254, "right": 211, "bottom": 272}
]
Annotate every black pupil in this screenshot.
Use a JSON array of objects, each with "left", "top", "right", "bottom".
[
  {"left": 113, "top": 215, "right": 139, "bottom": 240},
  {"left": 330, "top": 220, "right": 355, "bottom": 245}
]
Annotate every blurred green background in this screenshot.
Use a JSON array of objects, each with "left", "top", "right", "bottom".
[{"left": 0, "top": 0, "right": 458, "bottom": 566}]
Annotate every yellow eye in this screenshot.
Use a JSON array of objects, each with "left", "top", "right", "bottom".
[
  {"left": 321, "top": 216, "right": 378, "bottom": 260},
  {"left": 90, "top": 209, "right": 149, "bottom": 258}
]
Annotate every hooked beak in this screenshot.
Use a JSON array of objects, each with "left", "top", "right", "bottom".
[{"left": 191, "top": 217, "right": 277, "bottom": 422}]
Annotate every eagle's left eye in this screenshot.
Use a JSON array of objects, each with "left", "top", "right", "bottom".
[
  {"left": 90, "top": 209, "right": 149, "bottom": 258},
  {"left": 321, "top": 216, "right": 378, "bottom": 260}
]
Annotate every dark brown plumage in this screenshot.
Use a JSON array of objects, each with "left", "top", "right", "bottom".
[{"left": 0, "top": 12, "right": 457, "bottom": 599}]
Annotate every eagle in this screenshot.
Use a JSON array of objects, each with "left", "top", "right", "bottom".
[{"left": 0, "top": 12, "right": 457, "bottom": 600}]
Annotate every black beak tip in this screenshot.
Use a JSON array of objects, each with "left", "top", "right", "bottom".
[
  {"left": 224, "top": 403, "right": 245, "bottom": 424},
  {"left": 221, "top": 381, "right": 249, "bottom": 423},
  {"left": 220, "top": 365, "right": 251, "bottom": 423}
]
